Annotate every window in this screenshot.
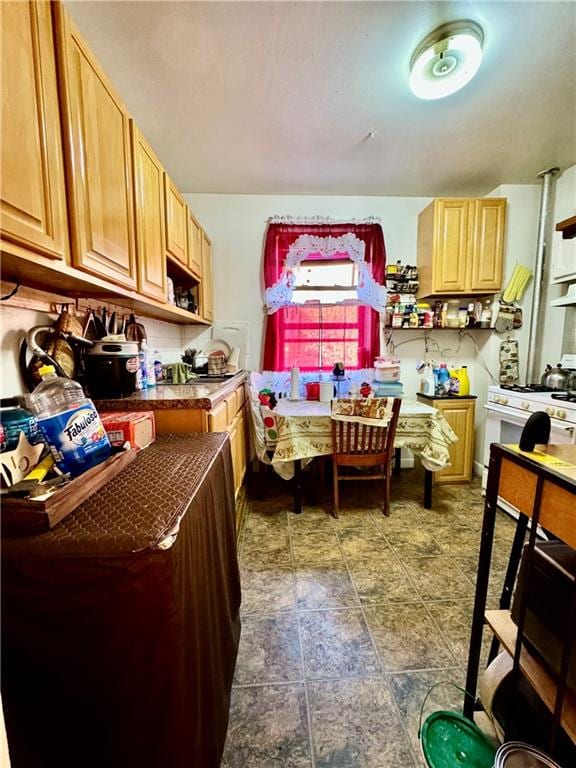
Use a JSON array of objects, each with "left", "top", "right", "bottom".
[
  {"left": 276, "top": 257, "right": 368, "bottom": 371},
  {"left": 262, "top": 223, "right": 385, "bottom": 372}
]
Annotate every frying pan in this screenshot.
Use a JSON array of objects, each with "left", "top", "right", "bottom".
[{"left": 19, "top": 326, "right": 94, "bottom": 392}]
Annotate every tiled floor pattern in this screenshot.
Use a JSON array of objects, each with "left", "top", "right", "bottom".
[{"left": 222, "top": 468, "right": 515, "bottom": 767}]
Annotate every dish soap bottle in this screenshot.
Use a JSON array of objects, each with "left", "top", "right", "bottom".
[
  {"left": 29, "top": 365, "right": 111, "bottom": 477},
  {"left": 458, "top": 366, "right": 470, "bottom": 396}
]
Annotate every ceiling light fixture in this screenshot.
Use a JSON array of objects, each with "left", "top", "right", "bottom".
[{"left": 409, "top": 20, "right": 484, "bottom": 100}]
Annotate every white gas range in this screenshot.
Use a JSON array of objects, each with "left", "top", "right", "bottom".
[{"left": 482, "top": 384, "right": 576, "bottom": 493}]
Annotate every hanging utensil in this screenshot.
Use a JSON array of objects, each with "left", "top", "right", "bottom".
[
  {"left": 93, "top": 310, "right": 107, "bottom": 339},
  {"left": 82, "top": 309, "right": 100, "bottom": 342},
  {"left": 125, "top": 313, "right": 147, "bottom": 344},
  {"left": 108, "top": 311, "right": 117, "bottom": 335}
]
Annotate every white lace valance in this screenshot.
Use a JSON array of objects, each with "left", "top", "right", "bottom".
[
  {"left": 264, "top": 233, "right": 387, "bottom": 315},
  {"left": 267, "top": 215, "right": 381, "bottom": 225}
]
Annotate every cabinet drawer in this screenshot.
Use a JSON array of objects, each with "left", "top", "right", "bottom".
[
  {"left": 224, "top": 393, "right": 237, "bottom": 424},
  {"left": 208, "top": 400, "right": 228, "bottom": 433},
  {"left": 234, "top": 385, "right": 246, "bottom": 414}
]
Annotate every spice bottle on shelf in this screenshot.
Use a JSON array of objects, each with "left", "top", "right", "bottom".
[{"left": 480, "top": 299, "right": 493, "bottom": 328}]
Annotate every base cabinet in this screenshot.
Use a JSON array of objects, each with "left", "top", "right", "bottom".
[
  {"left": 417, "top": 395, "right": 475, "bottom": 483},
  {"left": 153, "top": 381, "right": 248, "bottom": 497}
]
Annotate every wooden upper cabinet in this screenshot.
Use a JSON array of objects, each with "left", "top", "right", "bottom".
[
  {"left": 187, "top": 211, "right": 203, "bottom": 278},
  {"left": 417, "top": 197, "right": 506, "bottom": 297},
  {"left": 469, "top": 199, "right": 506, "bottom": 292},
  {"left": 433, "top": 199, "right": 469, "bottom": 293},
  {"left": 131, "top": 124, "right": 167, "bottom": 302},
  {"left": 1, "top": 1, "right": 68, "bottom": 261},
  {"left": 164, "top": 177, "right": 188, "bottom": 265},
  {"left": 201, "top": 231, "right": 214, "bottom": 322},
  {"left": 53, "top": 4, "right": 137, "bottom": 289}
]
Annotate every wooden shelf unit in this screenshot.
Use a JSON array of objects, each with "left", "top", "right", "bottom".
[
  {"left": 486, "top": 609, "right": 576, "bottom": 743},
  {"left": 465, "top": 444, "right": 576, "bottom": 756}
]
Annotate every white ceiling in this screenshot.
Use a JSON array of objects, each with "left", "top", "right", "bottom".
[{"left": 65, "top": 1, "right": 576, "bottom": 197}]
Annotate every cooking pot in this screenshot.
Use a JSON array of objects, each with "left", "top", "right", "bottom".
[
  {"left": 541, "top": 364, "right": 576, "bottom": 390},
  {"left": 85, "top": 341, "right": 140, "bottom": 398}
]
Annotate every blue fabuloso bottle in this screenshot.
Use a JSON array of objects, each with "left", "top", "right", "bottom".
[{"left": 29, "top": 365, "right": 111, "bottom": 477}]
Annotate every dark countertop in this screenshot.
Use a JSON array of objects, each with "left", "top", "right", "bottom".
[
  {"left": 416, "top": 392, "right": 477, "bottom": 400},
  {"left": 94, "top": 371, "right": 247, "bottom": 411},
  {"left": 2, "top": 433, "right": 229, "bottom": 557}
]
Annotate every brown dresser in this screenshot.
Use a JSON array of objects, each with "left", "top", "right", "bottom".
[{"left": 1, "top": 433, "right": 241, "bottom": 768}]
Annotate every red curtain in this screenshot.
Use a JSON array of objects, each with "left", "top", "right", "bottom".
[{"left": 262, "top": 223, "right": 386, "bottom": 371}]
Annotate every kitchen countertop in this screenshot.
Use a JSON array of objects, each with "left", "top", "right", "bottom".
[
  {"left": 416, "top": 392, "right": 477, "bottom": 400},
  {"left": 94, "top": 370, "right": 247, "bottom": 411}
]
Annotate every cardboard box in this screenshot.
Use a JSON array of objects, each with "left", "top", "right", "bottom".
[{"left": 100, "top": 411, "right": 156, "bottom": 451}]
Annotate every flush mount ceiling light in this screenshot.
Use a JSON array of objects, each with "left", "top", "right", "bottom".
[{"left": 409, "top": 20, "right": 484, "bottom": 100}]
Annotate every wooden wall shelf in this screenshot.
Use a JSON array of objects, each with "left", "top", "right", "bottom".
[{"left": 555, "top": 215, "right": 576, "bottom": 240}]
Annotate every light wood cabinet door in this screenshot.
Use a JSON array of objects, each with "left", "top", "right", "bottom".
[
  {"left": 131, "top": 124, "right": 167, "bottom": 302},
  {"left": 187, "top": 212, "right": 203, "bottom": 278},
  {"left": 1, "top": 1, "right": 68, "bottom": 261},
  {"left": 207, "top": 400, "right": 228, "bottom": 432},
  {"left": 431, "top": 398, "right": 475, "bottom": 484},
  {"left": 469, "top": 199, "right": 506, "bottom": 293},
  {"left": 54, "top": 5, "right": 136, "bottom": 289},
  {"left": 229, "top": 410, "right": 247, "bottom": 496},
  {"left": 418, "top": 197, "right": 506, "bottom": 298},
  {"left": 201, "top": 231, "right": 214, "bottom": 322},
  {"left": 164, "top": 176, "right": 188, "bottom": 265},
  {"left": 433, "top": 199, "right": 469, "bottom": 293}
]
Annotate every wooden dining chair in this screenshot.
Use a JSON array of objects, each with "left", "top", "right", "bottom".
[{"left": 330, "top": 397, "right": 401, "bottom": 517}]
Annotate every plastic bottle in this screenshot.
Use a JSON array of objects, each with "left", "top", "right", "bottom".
[
  {"left": 29, "top": 365, "right": 111, "bottom": 476},
  {"left": 153, "top": 350, "right": 163, "bottom": 383},
  {"left": 437, "top": 363, "right": 450, "bottom": 395},
  {"left": 146, "top": 346, "right": 156, "bottom": 388},
  {"left": 136, "top": 342, "right": 147, "bottom": 391},
  {"left": 0, "top": 398, "right": 43, "bottom": 451},
  {"left": 424, "top": 366, "right": 436, "bottom": 396},
  {"left": 458, "top": 366, "right": 471, "bottom": 396},
  {"left": 480, "top": 299, "right": 493, "bottom": 328}
]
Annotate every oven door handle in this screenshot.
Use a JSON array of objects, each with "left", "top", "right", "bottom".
[{"left": 485, "top": 404, "right": 574, "bottom": 434}]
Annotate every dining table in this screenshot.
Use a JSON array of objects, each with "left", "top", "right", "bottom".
[{"left": 267, "top": 398, "right": 459, "bottom": 513}]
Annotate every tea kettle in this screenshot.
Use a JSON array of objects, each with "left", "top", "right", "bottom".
[{"left": 541, "top": 363, "right": 575, "bottom": 390}]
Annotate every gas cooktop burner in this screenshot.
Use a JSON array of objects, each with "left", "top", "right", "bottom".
[
  {"left": 551, "top": 391, "right": 576, "bottom": 403},
  {"left": 501, "top": 384, "right": 561, "bottom": 393}
]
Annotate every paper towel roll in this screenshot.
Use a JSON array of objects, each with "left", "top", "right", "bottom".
[
  {"left": 290, "top": 367, "right": 300, "bottom": 400},
  {"left": 320, "top": 381, "right": 333, "bottom": 403}
]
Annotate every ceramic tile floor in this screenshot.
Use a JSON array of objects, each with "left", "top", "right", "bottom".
[{"left": 222, "top": 468, "right": 516, "bottom": 768}]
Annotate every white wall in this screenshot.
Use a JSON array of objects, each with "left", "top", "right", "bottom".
[
  {"left": 187, "top": 188, "right": 542, "bottom": 467},
  {"left": 539, "top": 164, "right": 576, "bottom": 369},
  {"left": 0, "top": 306, "right": 54, "bottom": 397},
  {"left": 185, "top": 193, "right": 431, "bottom": 371}
]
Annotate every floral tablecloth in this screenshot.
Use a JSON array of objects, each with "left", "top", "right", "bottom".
[{"left": 268, "top": 399, "right": 458, "bottom": 480}]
